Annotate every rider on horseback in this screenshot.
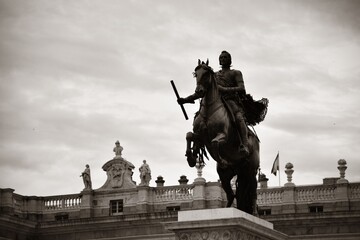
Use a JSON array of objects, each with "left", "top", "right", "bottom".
[
  {"left": 178, "top": 51, "right": 250, "bottom": 156},
  {"left": 216, "top": 50, "right": 249, "bottom": 156},
  {"left": 175, "top": 53, "right": 267, "bottom": 214}
]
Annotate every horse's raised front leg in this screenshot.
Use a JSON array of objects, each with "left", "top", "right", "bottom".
[{"left": 185, "top": 132, "right": 198, "bottom": 167}]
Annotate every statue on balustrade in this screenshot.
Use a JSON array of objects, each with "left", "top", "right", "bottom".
[
  {"left": 80, "top": 164, "right": 92, "bottom": 190},
  {"left": 113, "top": 140, "right": 123, "bottom": 159},
  {"left": 139, "top": 160, "right": 151, "bottom": 186},
  {"left": 176, "top": 50, "right": 268, "bottom": 215}
]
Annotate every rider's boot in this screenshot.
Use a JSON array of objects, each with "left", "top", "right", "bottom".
[{"left": 237, "top": 116, "right": 249, "bottom": 156}]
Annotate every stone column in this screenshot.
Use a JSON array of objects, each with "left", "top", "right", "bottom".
[
  {"left": 282, "top": 163, "right": 296, "bottom": 213},
  {"left": 335, "top": 159, "right": 350, "bottom": 211},
  {"left": 193, "top": 159, "right": 206, "bottom": 208},
  {"left": 193, "top": 176, "right": 206, "bottom": 210}
]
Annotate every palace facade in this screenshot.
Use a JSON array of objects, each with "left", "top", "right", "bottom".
[{"left": 1, "top": 154, "right": 359, "bottom": 240}]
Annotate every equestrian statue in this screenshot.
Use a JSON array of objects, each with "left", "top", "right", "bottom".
[{"left": 176, "top": 51, "right": 268, "bottom": 215}]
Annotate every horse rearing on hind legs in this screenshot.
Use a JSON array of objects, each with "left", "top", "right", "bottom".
[{"left": 180, "top": 59, "right": 266, "bottom": 215}]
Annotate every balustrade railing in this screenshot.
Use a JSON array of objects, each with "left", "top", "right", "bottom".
[
  {"left": 4, "top": 182, "right": 360, "bottom": 215},
  {"left": 154, "top": 185, "right": 194, "bottom": 202},
  {"left": 295, "top": 185, "right": 335, "bottom": 202},
  {"left": 43, "top": 194, "right": 81, "bottom": 211},
  {"left": 257, "top": 188, "right": 283, "bottom": 205},
  {"left": 349, "top": 183, "right": 360, "bottom": 199}
]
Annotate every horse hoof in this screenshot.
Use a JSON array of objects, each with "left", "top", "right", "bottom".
[
  {"left": 226, "top": 195, "right": 235, "bottom": 207},
  {"left": 187, "top": 156, "right": 196, "bottom": 168}
]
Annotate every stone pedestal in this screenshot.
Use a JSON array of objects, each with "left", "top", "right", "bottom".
[
  {"left": 155, "top": 176, "right": 165, "bottom": 187},
  {"left": 282, "top": 186, "right": 296, "bottom": 214},
  {"left": 165, "top": 208, "right": 288, "bottom": 240},
  {"left": 136, "top": 186, "right": 150, "bottom": 213},
  {"left": 258, "top": 173, "right": 269, "bottom": 189},
  {"left": 80, "top": 190, "right": 93, "bottom": 218}
]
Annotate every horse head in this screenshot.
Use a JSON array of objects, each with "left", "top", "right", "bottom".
[{"left": 193, "top": 59, "right": 215, "bottom": 98}]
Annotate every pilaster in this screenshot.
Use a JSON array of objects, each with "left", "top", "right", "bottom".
[{"left": 136, "top": 186, "right": 151, "bottom": 213}]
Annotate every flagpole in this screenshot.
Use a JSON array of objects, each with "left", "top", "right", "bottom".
[{"left": 278, "top": 151, "right": 281, "bottom": 186}]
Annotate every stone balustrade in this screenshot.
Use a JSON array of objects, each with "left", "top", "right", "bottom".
[
  {"left": 295, "top": 185, "right": 336, "bottom": 202},
  {"left": 257, "top": 188, "right": 284, "bottom": 205},
  {"left": 2, "top": 191, "right": 82, "bottom": 216},
  {"left": 1, "top": 181, "right": 360, "bottom": 217},
  {"left": 349, "top": 183, "right": 360, "bottom": 199},
  {"left": 154, "top": 184, "right": 194, "bottom": 202},
  {"left": 43, "top": 194, "right": 82, "bottom": 211},
  {"left": 256, "top": 183, "right": 359, "bottom": 206}
]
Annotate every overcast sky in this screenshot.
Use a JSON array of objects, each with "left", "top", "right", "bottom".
[{"left": 0, "top": 0, "right": 359, "bottom": 196}]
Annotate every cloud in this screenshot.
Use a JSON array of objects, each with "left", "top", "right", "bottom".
[{"left": 0, "top": 0, "right": 359, "bottom": 196}]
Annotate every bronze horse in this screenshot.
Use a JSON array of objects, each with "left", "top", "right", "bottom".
[{"left": 185, "top": 60, "right": 260, "bottom": 214}]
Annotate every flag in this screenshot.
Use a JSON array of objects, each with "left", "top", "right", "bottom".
[{"left": 271, "top": 152, "right": 279, "bottom": 176}]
